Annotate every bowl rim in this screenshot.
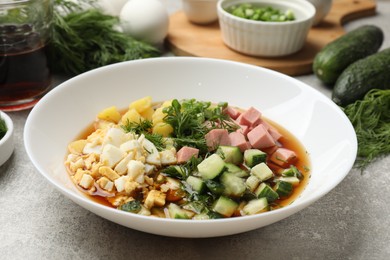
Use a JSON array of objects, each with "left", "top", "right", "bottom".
[
  {"left": 217, "top": 0, "right": 316, "bottom": 25},
  {"left": 24, "top": 57, "right": 357, "bottom": 230},
  {"left": 0, "top": 111, "right": 14, "bottom": 147}
]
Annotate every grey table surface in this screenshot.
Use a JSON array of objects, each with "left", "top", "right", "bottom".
[{"left": 1, "top": 1, "right": 390, "bottom": 259}]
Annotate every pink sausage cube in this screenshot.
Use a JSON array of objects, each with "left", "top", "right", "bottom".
[
  {"left": 229, "top": 132, "right": 250, "bottom": 152},
  {"left": 247, "top": 124, "right": 276, "bottom": 149},
  {"left": 205, "top": 129, "right": 231, "bottom": 150},
  {"left": 236, "top": 124, "right": 250, "bottom": 136},
  {"left": 240, "top": 107, "right": 262, "bottom": 127},
  {"left": 224, "top": 106, "right": 241, "bottom": 120},
  {"left": 270, "top": 148, "right": 297, "bottom": 167},
  {"left": 177, "top": 146, "right": 199, "bottom": 164}
]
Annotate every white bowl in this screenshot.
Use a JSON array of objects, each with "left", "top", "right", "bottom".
[
  {"left": 0, "top": 111, "right": 14, "bottom": 167},
  {"left": 217, "top": 0, "right": 315, "bottom": 57},
  {"left": 24, "top": 57, "right": 357, "bottom": 238},
  {"left": 182, "top": 0, "right": 219, "bottom": 24},
  {"left": 305, "top": 0, "right": 332, "bottom": 26}
]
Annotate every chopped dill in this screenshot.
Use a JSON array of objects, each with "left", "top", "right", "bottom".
[
  {"left": 342, "top": 89, "right": 390, "bottom": 169},
  {"left": 0, "top": 116, "right": 7, "bottom": 140},
  {"left": 121, "top": 119, "right": 165, "bottom": 151}
]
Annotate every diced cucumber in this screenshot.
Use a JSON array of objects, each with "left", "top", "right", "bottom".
[
  {"left": 245, "top": 175, "right": 261, "bottom": 192},
  {"left": 251, "top": 162, "right": 274, "bottom": 181},
  {"left": 186, "top": 176, "right": 206, "bottom": 193},
  {"left": 274, "top": 181, "right": 293, "bottom": 197},
  {"left": 255, "top": 183, "right": 279, "bottom": 202},
  {"left": 168, "top": 203, "right": 195, "bottom": 219},
  {"left": 244, "top": 149, "right": 267, "bottom": 168},
  {"left": 182, "top": 201, "right": 205, "bottom": 214},
  {"left": 212, "top": 196, "right": 238, "bottom": 217},
  {"left": 242, "top": 198, "right": 269, "bottom": 215},
  {"left": 220, "top": 172, "right": 246, "bottom": 198},
  {"left": 225, "top": 163, "right": 249, "bottom": 178},
  {"left": 275, "top": 176, "right": 300, "bottom": 186},
  {"left": 281, "top": 165, "right": 303, "bottom": 179},
  {"left": 216, "top": 146, "right": 243, "bottom": 165},
  {"left": 197, "top": 154, "right": 226, "bottom": 180},
  {"left": 205, "top": 179, "right": 224, "bottom": 195}
]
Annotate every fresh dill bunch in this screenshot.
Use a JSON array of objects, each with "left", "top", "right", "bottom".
[
  {"left": 343, "top": 89, "right": 390, "bottom": 169},
  {"left": 49, "top": 0, "right": 161, "bottom": 75},
  {"left": 163, "top": 99, "right": 238, "bottom": 154},
  {"left": 0, "top": 116, "right": 7, "bottom": 140}
]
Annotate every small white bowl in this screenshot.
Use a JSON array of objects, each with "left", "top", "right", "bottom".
[
  {"left": 217, "top": 0, "right": 315, "bottom": 57},
  {"left": 0, "top": 111, "right": 14, "bottom": 167},
  {"left": 305, "top": 0, "right": 333, "bottom": 26},
  {"left": 182, "top": 0, "right": 219, "bottom": 24}
]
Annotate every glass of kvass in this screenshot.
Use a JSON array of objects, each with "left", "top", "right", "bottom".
[{"left": 0, "top": 0, "right": 52, "bottom": 111}]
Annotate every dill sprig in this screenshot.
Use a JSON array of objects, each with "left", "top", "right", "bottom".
[
  {"left": 0, "top": 116, "right": 7, "bottom": 140},
  {"left": 343, "top": 89, "right": 390, "bottom": 169},
  {"left": 49, "top": 0, "right": 160, "bottom": 75},
  {"left": 121, "top": 119, "right": 165, "bottom": 151}
]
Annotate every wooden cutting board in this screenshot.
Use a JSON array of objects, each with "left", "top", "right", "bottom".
[{"left": 166, "top": 0, "right": 377, "bottom": 76}]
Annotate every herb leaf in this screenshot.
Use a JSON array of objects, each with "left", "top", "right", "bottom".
[{"left": 343, "top": 89, "right": 390, "bottom": 169}]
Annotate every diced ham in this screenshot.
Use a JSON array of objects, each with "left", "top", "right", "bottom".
[
  {"left": 205, "top": 129, "right": 231, "bottom": 150},
  {"left": 229, "top": 132, "right": 251, "bottom": 152},
  {"left": 259, "top": 119, "right": 283, "bottom": 141},
  {"left": 247, "top": 124, "right": 276, "bottom": 149},
  {"left": 239, "top": 107, "right": 262, "bottom": 127},
  {"left": 262, "top": 145, "right": 279, "bottom": 155},
  {"left": 236, "top": 124, "right": 250, "bottom": 136},
  {"left": 224, "top": 106, "right": 241, "bottom": 120},
  {"left": 270, "top": 148, "right": 297, "bottom": 167},
  {"left": 176, "top": 146, "right": 199, "bottom": 164}
]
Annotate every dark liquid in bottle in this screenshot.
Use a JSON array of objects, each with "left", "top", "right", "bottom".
[{"left": 0, "top": 24, "right": 52, "bottom": 111}]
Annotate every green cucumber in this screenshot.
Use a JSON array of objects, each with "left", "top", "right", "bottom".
[
  {"left": 255, "top": 183, "right": 279, "bottom": 202},
  {"left": 220, "top": 172, "right": 247, "bottom": 198},
  {"left": 186, "top": 176, "right": 206, "bottom": 193},
  {"left": 332, "top": 48, "right": 390, "bottom": 106},
  {"left": 197, "top": 154, "right": 226, "bottom": 180},
  {"left": 274, "top": 181, "right": 293, "bottom": 197},
  {"left": 242, "top": 198, "right": 269, "bottom": 215},
  {"left": 244, "top": 149, "right": 267, "bottom": 168},
  {"left": 212, "top": 196, "right": 238, "bottom": 217},
  {"left": 251, "top": 162, "right": 273, "bottom": 181},
  {"left": 313, "top": 25, "right": 384, "bottom": 85},
  {"left": 216, "top": 146, "right": 243, "bottom": 165},
  {"left": 225, "top": 163, "right": 249, "bottom": 178}
]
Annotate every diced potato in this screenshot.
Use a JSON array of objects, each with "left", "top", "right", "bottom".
[
  {"left": 129, "top": 96, "right": 152, "bottom": 113},
  {"left": 68, "top": 140, "right": 87, "bottom": 155},
  {"left": 152, "top": 122, "right": 173, "bottom": 137},
  {"left": 152, "top": 107, "right": 166, "bottom": 124},
  {"left": 159, "top": 148, "right": 177, "bottom": 165},
  {"left": 140, "top": 106, "right": 155, "bottom": 120},
  {"left": 124, "top": 180, "right": 139, "bottom": 195},
  {"left": 161, "top": 100, "right": 172, "bottom": 108},
  {"left": 96, "top": 177, "right": 114, "bottom": 191},
  {"left": 97, "top": 106, "right": 121, "bottom": 123},
  {"left": 121, "top": 108, "right": 143, "bottom": 125}
]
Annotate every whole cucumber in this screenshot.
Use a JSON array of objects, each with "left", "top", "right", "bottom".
[
  {"left": 332, "top": 48, "right": 390, "bottom": 106},
  {"left": 313, "top": 25, "right": 384, "bottom": 85}
]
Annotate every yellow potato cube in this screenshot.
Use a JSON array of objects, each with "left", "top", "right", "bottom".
[
  {"left": 152, "top": 107, "right": 166, "bottom": 124},
  {"left": 129, "top": 96, "right": 152, "bottom": 113},
  {"left": 161, "top": 100, "right": 173, "bottom": 108},
  {"left": 121, "top": 108, "right": 143, "bottom": 125},
  {"left": 68, "top": 139, "right": 87, "bottom": 155},
  {"left": 97, "top": 106, "right": 121, "bottom": 123},
  {"left": 152, "top": 122, "right": 173, "bottom": 137},
  {"left": 140, "top": 107, "right": 155, "bottom": 120}
]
